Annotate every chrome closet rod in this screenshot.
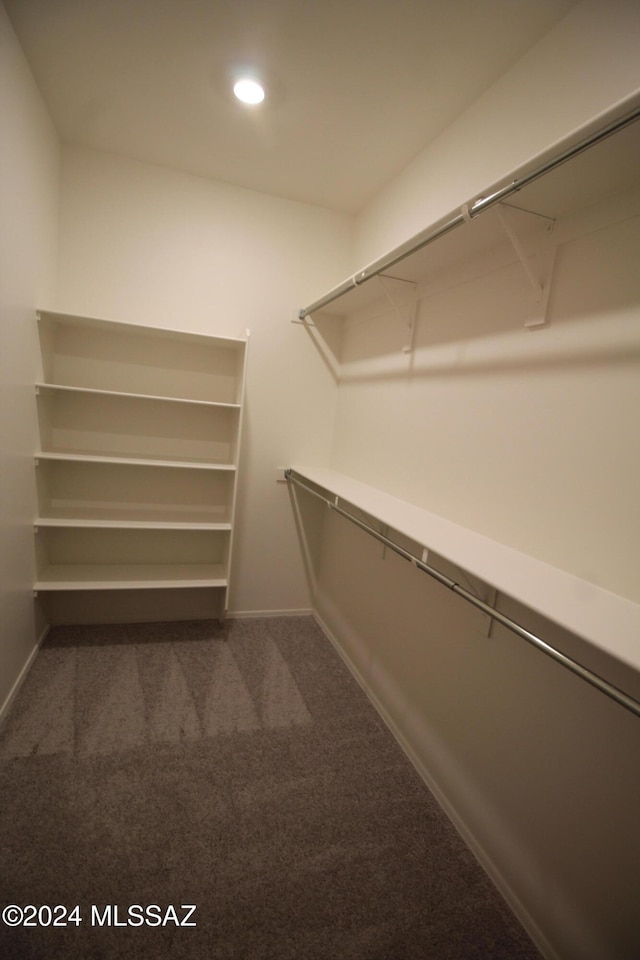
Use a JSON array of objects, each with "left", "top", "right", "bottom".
[
  {"left": 286, "top": 469, "right": 640, "bottom": 719},
  {"left": 298, "top": 102, "right": 640, "bottom": 320}
]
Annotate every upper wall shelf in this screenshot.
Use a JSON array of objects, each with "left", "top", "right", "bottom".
[{"left": 296, "top": 99, "right": 640, "bottom": 325}]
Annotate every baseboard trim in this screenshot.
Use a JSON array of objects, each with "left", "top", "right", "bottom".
[
  {"left": 0, "top": 624, "right": 50, "bottom": 730},
  {"left": 311, "top": 606, "right": 558, "bottom": 960}
]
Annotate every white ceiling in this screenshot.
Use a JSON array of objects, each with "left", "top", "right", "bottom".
[{"left": 5, "top": 0, "right": 578, "bottom": 213}]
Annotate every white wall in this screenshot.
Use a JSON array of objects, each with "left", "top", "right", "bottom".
[
  {"left": 0, "top": 3, "right": 60, "bottom": 717},
  {"left": 55, "top": 145, "right": 353, "bottom": 614},
  {"left": 332, "top": 200, "right": 640, "bottom": 601},
  {"left": 354, "top": 0, "right": 640, "bottom": 265},
  {"left": 307, "top": 2, "right": 640, "bottom": 958}
]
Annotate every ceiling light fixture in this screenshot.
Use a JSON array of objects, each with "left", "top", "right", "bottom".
[{"left": 233, "top": 78, "right": 265, "bottom": 105}]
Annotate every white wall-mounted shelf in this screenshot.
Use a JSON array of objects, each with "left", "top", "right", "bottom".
[
  {"left": 35, "top": 456, "right": 234, "bottom": 528},
  {"left": 35, "top": 451, "right": 237, "bottom": 470},
  {"left": 296, "top": 102, "right": 640, "bottom": 333},
  {"left": 35, "top": 381, "right": 242, "bottom": 410},
  {"left": 34, "top": 310, "right": 248, "bottom": 623},
  {"left": 35, "top": 373, "right": 241, "bottom": 466},
  {"left": 35, "top": 518, "right": 231, "bottom": 531},
  {"left": 34, "top": 563, "right": 227, "bottom": 592},
  {"left": 289, "top": 466, "right": 640, "bottom": 677},
  {"left": 37, "top": 310, "right": 246, "bottom": 402}
]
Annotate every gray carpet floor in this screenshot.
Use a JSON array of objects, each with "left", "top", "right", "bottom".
[{"left": 0, "top": 616, "right": 541, "bottom": 959}]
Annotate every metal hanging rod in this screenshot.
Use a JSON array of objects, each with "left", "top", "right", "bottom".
[
  {"left": 285, "top": 469, "right": 640, "bottom": 718},
  {"left": 298, "top": 102, "right": 640, "bottom": 320}
]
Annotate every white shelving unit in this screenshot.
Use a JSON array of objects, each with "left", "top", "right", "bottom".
[{"left": 33, "top": 310, "right": 248, "bottom": 624}]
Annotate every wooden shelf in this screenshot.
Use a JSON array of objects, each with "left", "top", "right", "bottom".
[
  {"left": 35, "top": 517, "right": 231, "bottom": 531},
  {"left": 36, "top": 310, "right": 247, "bottom": 404},
  {"left": 35, "top": 451, "right": 236, "bottom": 471},
  {"left": 35, "top": 381, "right": 240, "bottom": 466},
  {"left": 36, "top": 310, "right": 246, "bottom": 348},
  {"left": 34, "top": 563, "right": 227, "bottom": 591},
  {"left": 35, "top": 459, "right": 234, "bottom": 528},
  {"left": 290, "top": 466, "right": 640, "bottom": 673},
  {"left": 35, "top": 382, "right": 242, "bottom": 410}
]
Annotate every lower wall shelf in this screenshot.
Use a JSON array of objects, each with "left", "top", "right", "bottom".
[
  {"left": 34, "top": 563, "right": 227, "bottom": 591},
  {"left": 288, "top": 466, "right": 640, "bottom": 676},
  {"left": 35, "top": 518, "right": 231, "bottom": 531}
]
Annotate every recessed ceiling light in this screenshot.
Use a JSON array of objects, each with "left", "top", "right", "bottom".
[{"left": 233, "top": 78, "right": 265, "bottom": 105}]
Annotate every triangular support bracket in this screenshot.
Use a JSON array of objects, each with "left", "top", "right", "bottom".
[
  {"left": 377, "top": 274, "right": 419, "bottom": 353},
  {"left": 495, "top": 203, "right": 557, "bottom": 329}
]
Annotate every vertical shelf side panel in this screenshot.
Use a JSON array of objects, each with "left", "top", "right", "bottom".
[{"left": 223, "top": 334, "right": 250, "bottom": 615}]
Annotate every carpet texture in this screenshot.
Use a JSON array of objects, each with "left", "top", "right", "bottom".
[{"left": 0, "top": 616, "right": 541, "bottom": 959}]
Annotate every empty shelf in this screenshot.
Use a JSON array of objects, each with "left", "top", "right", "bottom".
[
  {"left": 35, "top": 451, "right": 236, "bottom": 471},
  {"left": 34, "top": 563, "right": 227, "bottom": 591},
  {"left": 35, "top": 517, "right": 232, "bottom": 531},
  {"left": 289, "top": 466, "right": 640, "bottom": 673},
  {"left": 35, "top": 382, "right": 242, "bottom": 410}
]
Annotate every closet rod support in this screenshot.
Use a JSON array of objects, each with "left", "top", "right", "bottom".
[
  {"left": 496, "top": 205, "right": 543, "bottom": 299},
  {"left": 376, "top": 276, "right": 418, "bottom": 354},
  {"left": 495, "top": 204, "right": 557, "bottom": 327}
]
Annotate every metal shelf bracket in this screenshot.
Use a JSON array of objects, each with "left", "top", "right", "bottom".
[
  {"left": 377, "top": 275, "right": 418, "bottom": 353},
  {"left": 496, "top": 204, "right": 557, "bottom": 328}
]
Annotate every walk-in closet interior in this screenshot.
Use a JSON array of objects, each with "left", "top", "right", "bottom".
[{"left": 1, "top": 2, "right": 639, "bottom": 958}]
